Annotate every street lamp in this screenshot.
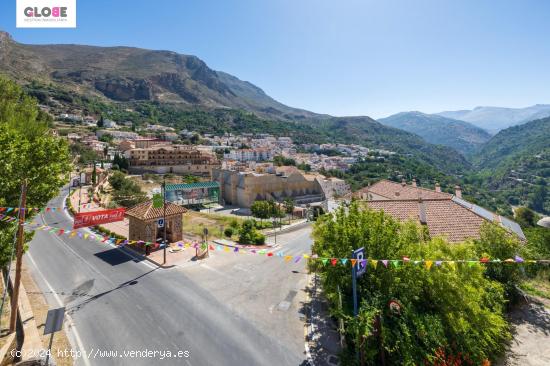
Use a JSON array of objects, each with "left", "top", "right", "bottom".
[{"left": 272, "top": 219, "right": 277, "bottom": 245}]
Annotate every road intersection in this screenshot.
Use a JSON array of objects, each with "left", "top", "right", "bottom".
[{"left": 25, "top": 187, "right": 313, "bottom": 365}]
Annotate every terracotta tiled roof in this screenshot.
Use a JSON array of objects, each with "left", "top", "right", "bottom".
[
  {"left": 125, "top": 200, "right": 187, "bottom": 220},
  {"left": 357, "top": 179, "right": 452, "bottom": 200},
  {"left": 366, "top": 199, "right": 485, "bottom": 243}
]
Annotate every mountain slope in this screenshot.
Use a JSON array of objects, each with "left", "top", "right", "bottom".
[
  {"left": 0, "top": 30, "right": 318, "bottom": 120},
  {"left": 466, "top": 117, "right": 550, "bottom": 214},
  {"left": 472, "top": 116, "right": 550, "bottom": 169},
  {"left": 437, "top": 105, "right": 550, "bottom": 133},
  {"left": 378, "top": 111, "right": 491, "bottom": 155},
  {"left": 0, "top": 30, "right": 470, "bottom": 176}
]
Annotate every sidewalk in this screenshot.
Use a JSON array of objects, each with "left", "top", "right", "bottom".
[
  {"left": 69, "top": 187, "right": 129, "bottom": 238},
  {"left": 305, "top": 274, "right": 342, "bottom": 366},
  {"left": 264, "top": 219, "right": 309, "bottom": 237}
]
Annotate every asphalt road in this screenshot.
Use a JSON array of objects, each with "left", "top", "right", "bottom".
[{"left": 25, "top": 187, "right": 313, "bottom": 366}]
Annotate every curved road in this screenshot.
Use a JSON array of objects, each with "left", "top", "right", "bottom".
[{"left": 26, "top": 187, "right": 312, "bottom": 366}]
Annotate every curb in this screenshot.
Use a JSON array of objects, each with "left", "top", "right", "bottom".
[
  {"left": 119, "top": 245, "right": 176, "bottom": 269},
  {"left": 304, "top": 273, "right": 315, "bottom": 366},
  {"left": 63, "top": 191, "right": 175, "bottom": 270}
]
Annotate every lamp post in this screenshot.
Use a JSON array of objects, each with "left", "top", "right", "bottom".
[{"left": 272, "top": 219, "right": 277, "bottom": 245}]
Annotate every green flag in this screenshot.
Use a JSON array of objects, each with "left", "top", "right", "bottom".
[{"left": 153, "top": 193, "right": 164, "bottom": 208}]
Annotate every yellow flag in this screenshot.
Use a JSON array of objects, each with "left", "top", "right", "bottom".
[
  {"left": 224, "top": 246, "right": 230, "bottom": 252},
  {"left": 447, "top": 261, "right": 456, "bottom": 270},
  {"left": 370, "top": 259, "right": 378, "bottom": 269},
  {"left": 425, "top": 260, "right": 433, "bottom": 270},
  {"left": 84, "top": 233, "right": 89, "bottom": 239}
]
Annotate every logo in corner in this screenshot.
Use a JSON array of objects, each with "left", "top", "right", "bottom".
[{"left": 16, "top": 0, "right": 76, "bottom": 28}]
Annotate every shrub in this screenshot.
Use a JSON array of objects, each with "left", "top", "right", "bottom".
[
  {"left": 254, "top": 233, "right": 266, "bottom": 245},
  {"left": 224, "top": 227, "right": 234, "bottom": 238},
  {"left": 312, "top": 202, "right": 510, "bottom": 365}
]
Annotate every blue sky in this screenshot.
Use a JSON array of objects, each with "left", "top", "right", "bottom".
[{"left": 1, "top": 0, "right": 550, "bottom": 118}]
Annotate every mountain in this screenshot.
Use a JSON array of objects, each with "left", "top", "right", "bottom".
[
  {"left": 437, "top": 105, "right": 550, "bottom": 134},
  {"left": 377, "top": 111, "right": 491, "bottom": 155},
  {"left": 466, "top": 117, "right": 550, "bottom": 214},
  {"left": 0, "top": 31, "right": 470, "bottom": 175},
  {"left": 0, "top": 30, "right": 318, "bottom": 120}
]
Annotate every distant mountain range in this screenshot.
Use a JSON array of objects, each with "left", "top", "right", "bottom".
[
  {"left": 436, "top": 105, "right": 550, "bottom": 134},
  {"left": 468, "top": 116, "right": 550, "bottom": 214},
  {"left": 0, "top": 30, "right": 319, "bottom": 121},
  {"left": 378, "top": 111, "right": 491, "bottom": 155},
  {"left": 0, "top": 30, "right": 470, "bottom": 175}
]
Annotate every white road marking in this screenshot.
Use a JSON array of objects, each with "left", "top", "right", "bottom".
[{"left": 26, "top": 252, "right": 91, "bottom": 366}]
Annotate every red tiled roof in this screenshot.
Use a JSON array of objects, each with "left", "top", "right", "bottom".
[
  {"left": 125, "top": 200, "right": 187, "bottom": 220},
  {"left": 366, "top": 199, "right": 486, "bottom": 243},
  {"left": 358, "top": 179, "right": 452, "bottom": 200}
]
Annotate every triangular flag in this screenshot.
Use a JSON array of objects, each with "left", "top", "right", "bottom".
[
  {"left": 391, "top": 260, "right": 400, "bottom": 268},
  {"left": 515, "top": 256, "right": 524, "bottom": 263},
  {"left": 381, "top": 260, "right": 388, "bottom": 268},
  {"left": 233, "top": 247, "right": 239, "bottom": 252},
  {"left": 330, "top": 258, "right": 338, "bottom": 266},
  {"left": 267, "top": 252, "right": 273, "bottom": 257},
  {"left": 341, "top": 258, "right": 348, "bottom": 265},
  {"left": 294, "top": 256, "right": 301, "bottom": 263},
  {"left": 57, "top": 229, "right": 65, "bottom": 235},
  {"left": 209, "top": 245, "right": 215, "bottom": 251},
  {"left": 321, "top": 258, "right": 329, "bottom": 265},
  {"left": 403, "top": 256, "right": 410, "bottom": 263},
  {"left": 447, "top": 261, "right": 456, "bottom": 270},
  {"left": 370, "top": 259, "right": 378, "bottom": 269},
  {"left": 350, "top": 259, "right": 357, "bottom": 267},
  {"left": 224, "top": 246, "right": 231, "bottom": 252},
  {"left": 435, "top": 260, "right": 442, "bottom": 266},
  {"left": 425, "top": 260, "right": 433, "bottom": 270},
  {"left": 284, "top": 255, "right": 292, "bottom": 262},
  {"left": 468, "top": 261, "right": 477, "bottom": 267}
]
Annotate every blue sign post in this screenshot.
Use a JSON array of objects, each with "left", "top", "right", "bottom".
[{"left": 352, "top": 247, "right": 366, "bottom": 316}]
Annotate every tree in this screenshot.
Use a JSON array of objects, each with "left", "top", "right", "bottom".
[
  {"left": 238, "top": 219, "right": 265, "bottom": 245},
  {"left": 92, "top": 164, "right": 97, "bottom": 186},
  {"left": 312, "top": 202, "right": 510, "bottom": 365},
  {"left": 283, "top": 198, "right": 295, "bottom": 224},
  {"left": 0, "top": 77, "right": 71, "bottom": 267},
  {"left": 109, "top": 171, "right": 147, "bottom": 207},
  {"left": 514, "top": 207, "right": 537, "bottom": 228},
  {"left": 250, "top": 200, "right": 271, "bottom": 222},
  {"left": 97, "top": 115, "right": 104, "bottom": 128}
]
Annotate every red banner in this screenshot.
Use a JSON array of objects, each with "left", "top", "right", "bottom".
[{"left": 73, "top": 208, "right": 126, "bottom": 229}]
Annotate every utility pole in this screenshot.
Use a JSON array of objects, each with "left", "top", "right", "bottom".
[
  {"left": 9, "top": 181, "right": 27, "bottom": 333},
  {"left": 163, "top": 176, "right": 167, "bottom": 265}
]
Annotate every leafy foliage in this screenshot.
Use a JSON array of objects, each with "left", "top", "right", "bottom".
[
  {"left": 109, "top": 171, "right": 147, "bottom": 207},
  {"left": 0, "top": 77, "right": 71, "bottom": 267},
  {"left": 312, "top": 202, "right": 511, "bottom": 365}
]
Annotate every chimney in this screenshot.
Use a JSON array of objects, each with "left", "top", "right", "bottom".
[
  {"left": 454, "top": 185, "right": 462, "bottom": 198},
  {"left": 412, "top": 179, "right": 417, "bottom": 188},
  {"left": 435, "top": 182, "right": 441, "bottom": 192},
  {"left": 401, "top": 178, "right": 406, "bottom": 187}
]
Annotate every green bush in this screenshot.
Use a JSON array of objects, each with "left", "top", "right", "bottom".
[
  {"left": 254, "top": 233, "right": 266, "bottom": 245},
  {"left": 224, "top": 227, "right": 234, "bottom": 238},
  {"left": 312, "top": 202, "right": 510, "bottom": 365},
  {"left": 238, "top": 219, "right": 265, "bottom": 245}
]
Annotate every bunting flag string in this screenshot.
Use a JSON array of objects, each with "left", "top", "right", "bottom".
[
  {"left": 0, "top": 204, "right": 99, "bottom": 213},
  {"left": 10, "top": 219, "right": 550, "bottom": 269}
]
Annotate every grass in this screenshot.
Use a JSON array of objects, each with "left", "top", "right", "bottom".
[
  {"left": 520, "top": 270, "right": 550, "bottom": 301},
  {"left": 182, "top": 211, "right": 245, "bottom": 240}
]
